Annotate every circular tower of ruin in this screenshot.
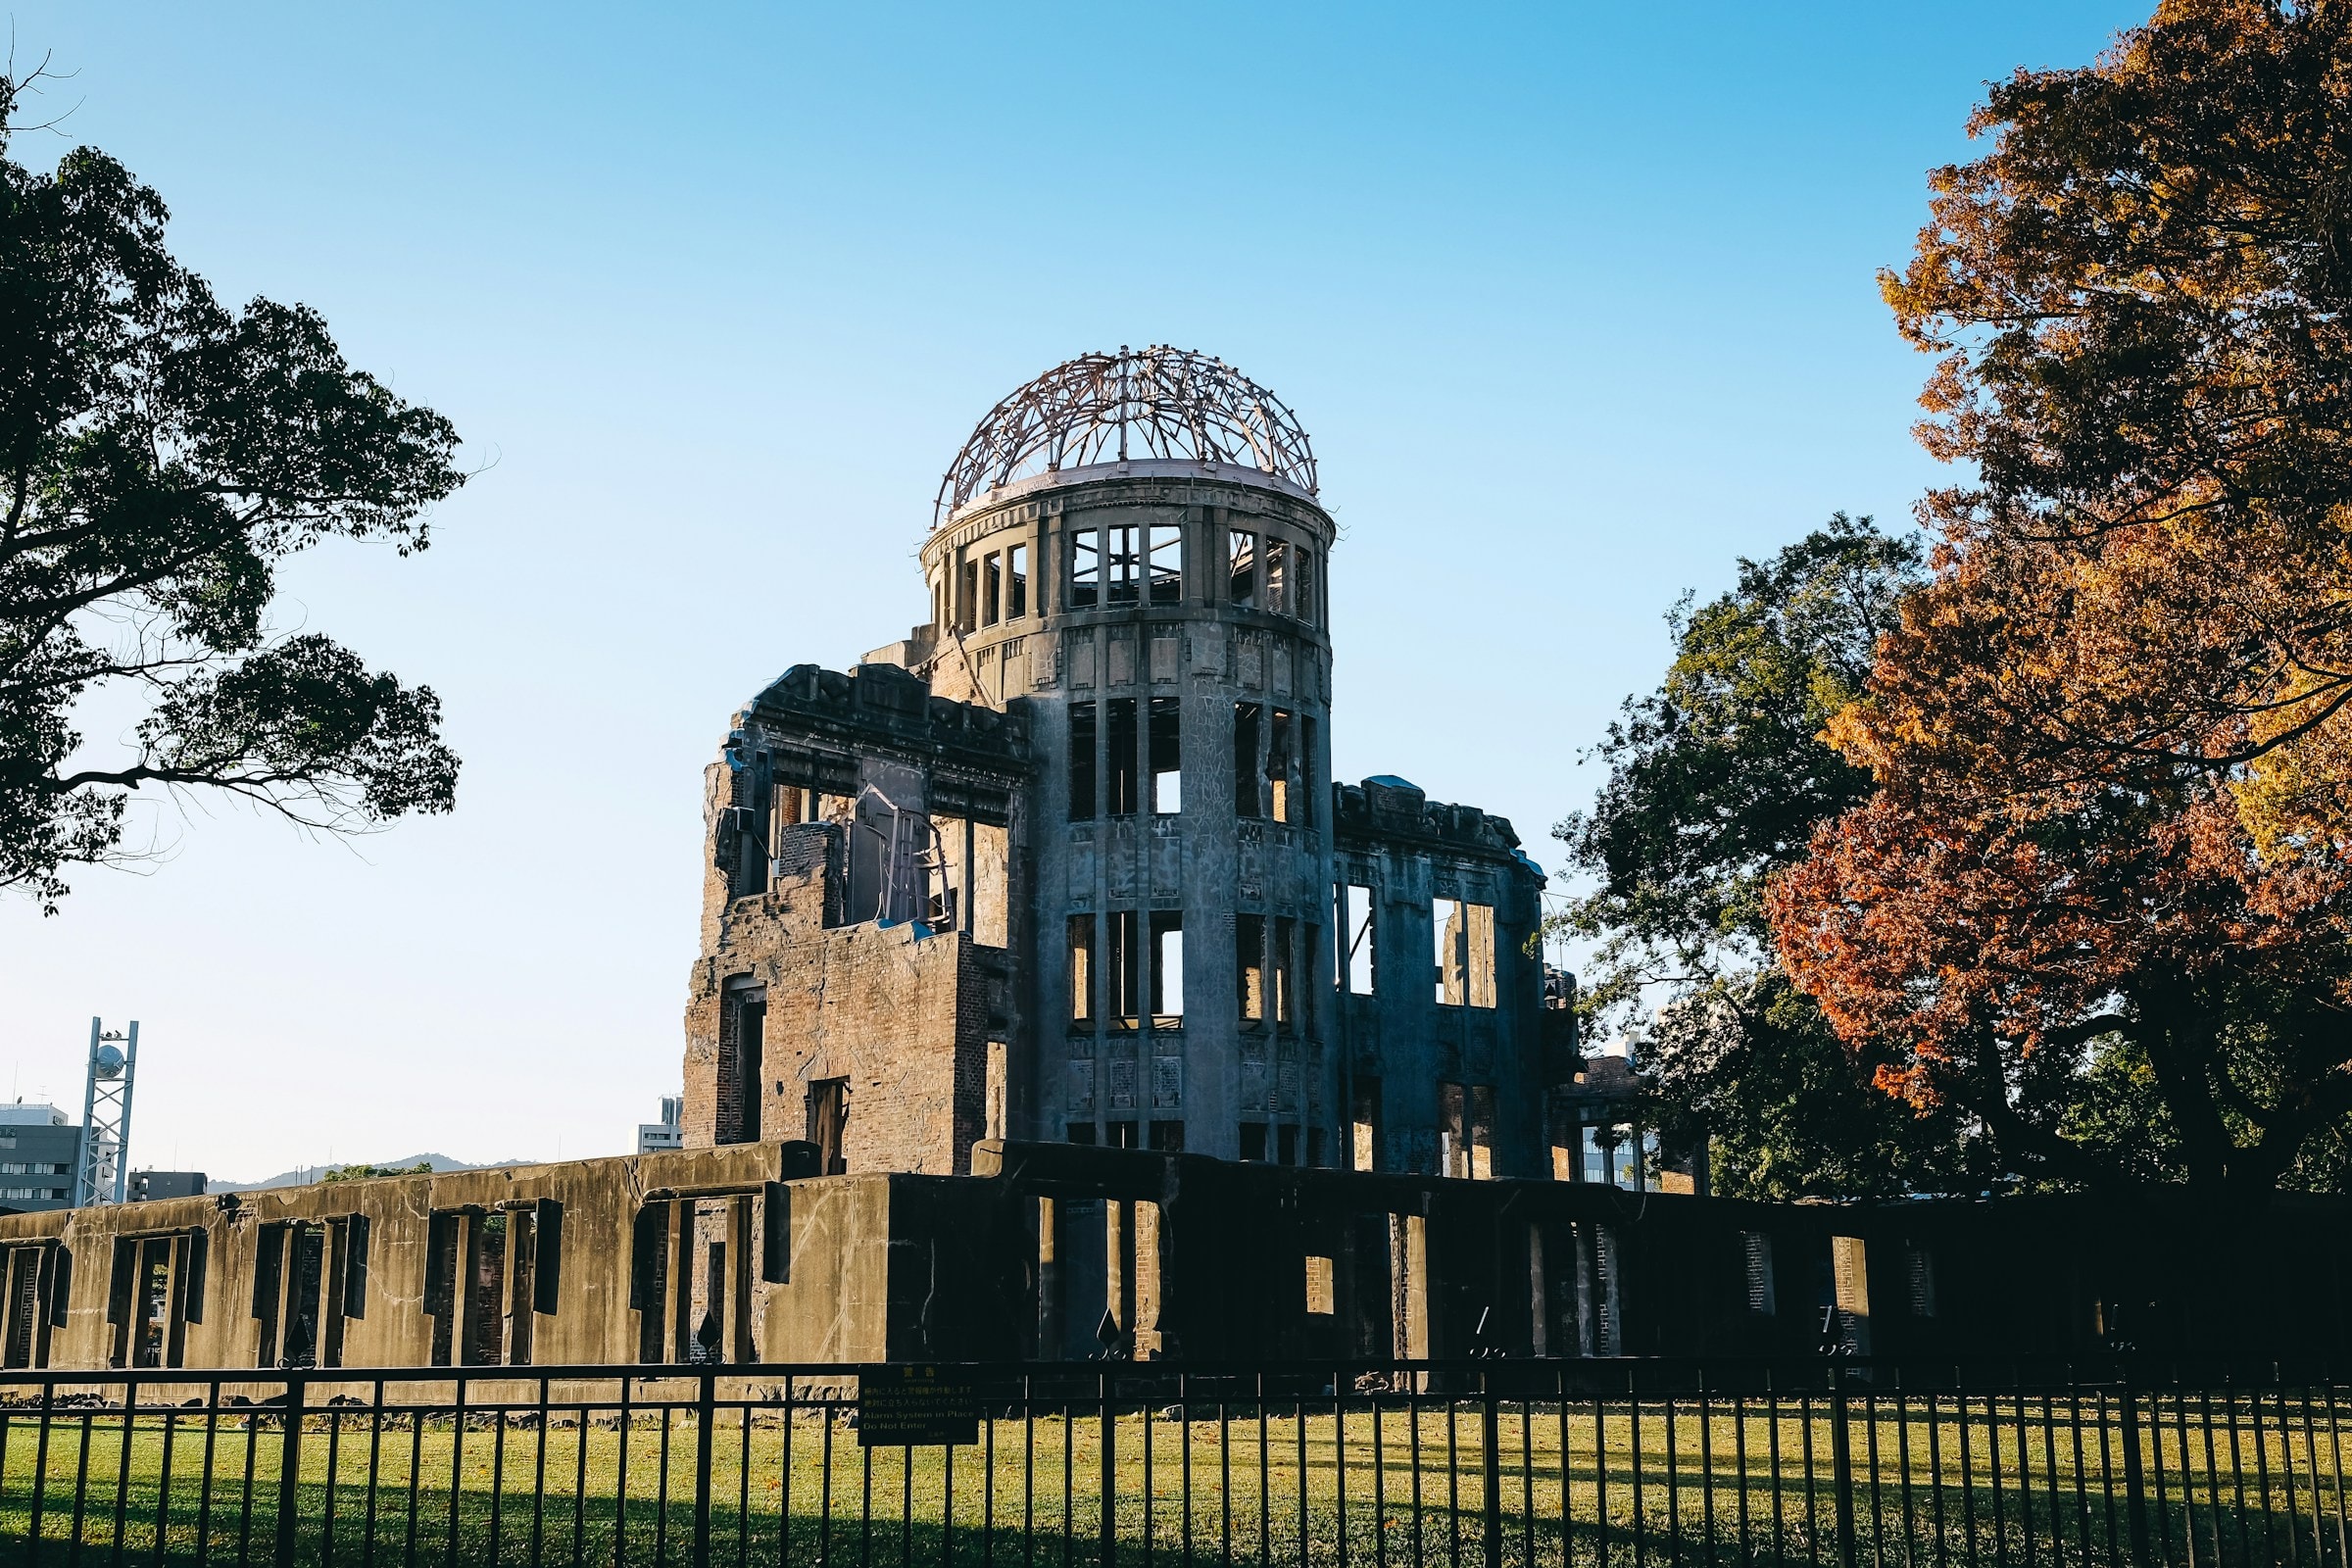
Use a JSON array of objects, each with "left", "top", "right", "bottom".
[{"left": 919, "top": 347, "right": 1337, "bottom": 1163}]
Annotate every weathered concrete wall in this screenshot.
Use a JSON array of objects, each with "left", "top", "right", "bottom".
[
  {"left": 3, "top": 1142, "right": 2340, "bottom": 1373},
  {"left": 966, "top": 1143, "right": 2352, "bottom": 1364},
  {"left": 682, "top": 663, "right": 1028, "bottom": 1174},
  {"left": 0, "top": 1146, "right": 784, "bottom": 1375}
]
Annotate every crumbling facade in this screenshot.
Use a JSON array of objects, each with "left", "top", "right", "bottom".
[
  {"left": 682, "top": 347, "right": 1563, "bottom": 1180},
  {"left": 0, "top": 352, "right": 2341, "bottom": 1380}
]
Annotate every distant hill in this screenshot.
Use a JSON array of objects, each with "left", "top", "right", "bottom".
[{"left": 209, "top": 1153, "right": 516, "bottom": 1193}]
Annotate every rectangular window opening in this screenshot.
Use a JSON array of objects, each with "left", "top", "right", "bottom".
[
  {"left": 1298, "top": 549, "right": 1317, "bottom": 626},
  {"left": 1148, "top": 523, "right": 1182, "bottom": 604},
  {"left": 1105, "top": 1120, "right": 1139, "bottom": 1150},
  {"left": 1068, "top": 914, "right": 1097, "bottom": 1025},
  {"left": 806, "top": 1079, "right": 849, "bottom": 1175},
  {"left": 1106, "top": 524, "right": 1142, "bottom": 605},
  {"left": 1008, "top": 544, "right": 1029, "bottom": 619},
  {"left": 1267, "top": 710, "right": 1294, "bottom": 823},
  {"left": 1066, "top": 1121, "right": 1098, "bottom": 1146},
  {"left": 1236, "top": 913, "right": 1265, "bottom": 1022},
  {"left": 1148, "top": 1119, "right": 1185, "bottom": 1152},
  {"left": 959, "top": 560, "right": 980, "bottom": 631},
  {"left": 1469, "top": 1085, "right": 1495, "bottom": 1180},
  {"left": 1106, "top": 699, "right": 1139, "bottom": 816},
  {"left": 1228, "top": 529, "right": 1257, "bottom": 609},
  {"left": 1276, "top": 1124, "right": 1299, "bottom": 1166},
  {"left": 1070, "top": 528, "right": 1101, "bottom": 610},
  {"left": 1439, "top": 1083, "right": 1468, "bottom": 1179},
  {"left": 1149, "top": 911, "right": 1184, "bottom": 1025},
  {"left": 1346, "top": 885, "right": 1376, "bottom": 995},
  {"left": 1239, "top": 1122, "right": 1268, "bottom": 1162},
  {"left": 1068, "top": 703, "right": 1097, "bottom": 822},
  {"left": 983, "top": 553, "right": 1002, "bottom": 627},
  {"left": 1149, "top": 698, "right": 1181, "bottom": 814},
  {"left": 1305, "top": 1254, "right": 1335, "bottom": 1316},
  {"left": 1350, "top": 1076, "right": 1381, "bottom": 1172},
  {"left": 1233, "top": 703, "right": 1262, "bottom": 818},
  {"left": 1264, "top": 538, "right": 1290, "bottom": 615},
  {"left": 1434, "top": 898, "right": 1466, "bottom": 1005}
]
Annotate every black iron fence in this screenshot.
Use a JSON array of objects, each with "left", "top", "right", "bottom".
[{"left": 0, "top": 1357, "right": 2343, "bottom": 1566}]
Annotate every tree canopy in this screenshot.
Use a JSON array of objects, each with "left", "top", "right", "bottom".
[
  {"left": 0, "top": 69, "right": 465, "bottom": 909},
  {"left": 1764, "top": 0, "right": 2352, "bottom": 1202},
  {"left": 1552, "top": 515, "right": 1984, "bottom": 1199}
]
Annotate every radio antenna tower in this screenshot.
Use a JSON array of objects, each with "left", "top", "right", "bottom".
[{"left": 75, "top": 1018, "right": 139, "bottom": 1207}]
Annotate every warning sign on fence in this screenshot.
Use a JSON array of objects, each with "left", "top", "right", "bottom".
[{"left": 857, "top": 1364, "right": 978, "bottom": 1447}]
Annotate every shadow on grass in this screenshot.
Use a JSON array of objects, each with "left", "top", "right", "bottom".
[{"left": 1, "top": 1475, "right": 2334, "bottom": 1567}]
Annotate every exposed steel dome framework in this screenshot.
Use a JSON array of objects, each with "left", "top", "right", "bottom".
[{"left": 934, "top": 346, "right": 1317, "bottom": 527}]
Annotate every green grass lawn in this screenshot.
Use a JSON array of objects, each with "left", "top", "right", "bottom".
[{"left": 0, "top": 1397, "right": 2341, "bottom": 1565}]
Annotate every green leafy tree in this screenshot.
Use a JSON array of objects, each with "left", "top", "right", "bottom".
[
  {"left": 1552, "top": 514, "right": 1987, "bottom": 1198},
  {"left": 0, "top": 69, "right": 464, "bottom": 909}
]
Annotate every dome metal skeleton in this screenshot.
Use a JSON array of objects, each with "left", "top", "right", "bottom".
[{"left": 934, "top": 346, "right": 1317, "bottom": 526}]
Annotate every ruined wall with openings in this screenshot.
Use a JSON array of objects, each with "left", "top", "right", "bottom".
[
  {"left": 1332, "top": 775, "right": 1550, "bottom": 1180},
  {"left": 682, "top": 662, "right": 1027, "bottom": 1176}
]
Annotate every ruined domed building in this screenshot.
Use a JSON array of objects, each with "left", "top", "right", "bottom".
[
  {"left": 679, "top": 348, "right": 1569, "bottom": 1180},
  {"left": 2, "top": 351, "right": 2333, "bottom": 1379}
]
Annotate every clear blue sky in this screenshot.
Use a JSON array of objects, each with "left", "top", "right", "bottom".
[{"left": 0, "top": 2, "right": 2145, "bottom": 1180}]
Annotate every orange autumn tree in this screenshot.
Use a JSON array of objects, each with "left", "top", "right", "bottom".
[
  {"left": 1768, "top": 537, "right": 2352, "bottom": 1198},
  {"left": 1768, "top": 0, "right": 2352, "bottom": 1199}
]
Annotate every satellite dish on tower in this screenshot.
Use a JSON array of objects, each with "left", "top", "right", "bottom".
[{"left": 76, "top": 1020, "right": 139, "bottom": 1206}]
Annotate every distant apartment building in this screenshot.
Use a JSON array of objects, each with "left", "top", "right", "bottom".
[
  {"left": 637, "top": 1095, "right": 684, "bottom": 1153},
  {"left": 0, "top": 1104, "right": 80, "bottom": 1211}
]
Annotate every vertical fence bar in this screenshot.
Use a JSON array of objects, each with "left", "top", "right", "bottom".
[
  {"left": 1592, "top": 1380, "right": 1608, "bottom": 1568},
  {"left": 695, "top": 1369, "right": 716, "bottom": 1568},
  {"left": 2301, "top": 1385, "right": 2326, "bottom": 1568},
  {"left": 489, "top": 1390, "right": 509, "bottom": 1565},
  {"left": 1102, "top": 1371, "right": 1117, "bottom": 1568},
  {"left": 2121, "top": 1375, "right": 2152, "bottom": 1566},
  {"left": 2191, "top": 1382, "right": 2211, "bottom": 1568},
  {"left": 322, "top": 1400, "right": 343, "bottom": 1568},
  {"left": 109, "top": 1381, "right": 135, "bottom": 1568},
  {"left": 1629, "top": 1370, "right": 1644, "bottom": 1568},
  {"left": 531, "top": 1376, "right": 550, "bottom": 1568},
  {"left": 1731, "top": 1392, "right": 1749, "bottom": 1560},
  {"left": 29, "top": 1379, "right": 54, "bottom": 1564},
  {"left": 1830, "top": 1371, "right": 1857, "bottom": 1568},
  {"left": 1481, "top": 1373, "right": 1501, "bottom": 1568},
  {"left": 1665, "top": 1372, "right": 1681, "bottom": 1568},
  {"left": 1295, "top": 1389, "right": 1307, "bottom": 1568},
  {"left": 2149, "top": 1377, "right": 2175, "bottom": 1568},
  {"left": 571, "top": 1386, "right": 589, "bottom": 1568},
  {"left": 2326, "top": 1382, "right": 2348, "bottom": 1568},
  {"left": 273, "top": 1374, "right": 305, "bottom": 1568},
  {"left": 2168, "top": 1376, "right": 2196, "bottom": 1568},
  {"left": 1410, "top": 1377, "right": 1424, "bottom": 1568},
  {"left": 158, "top": 1400, "right": 180, "bottom": 1568}
]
